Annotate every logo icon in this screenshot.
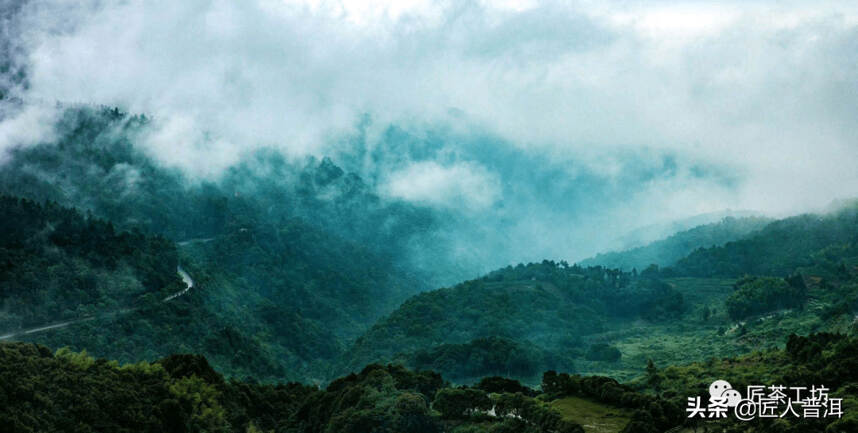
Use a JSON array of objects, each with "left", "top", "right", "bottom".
[
  {"left": 709, "top": 380, "right": 742, "bottom": 407},
  {"left": 688, "top": 380, "right": 843, "bottom": 420}
]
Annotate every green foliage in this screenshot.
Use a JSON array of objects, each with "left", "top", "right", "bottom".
[
  {"left": 433, "top": 388, "right": 492, "bottom": 419},
  {"left": 0, "top": 342, "right": 312, "bottom": 433},
  {"left": 411, "top": 337, "right": 565, "bottom": 383},
  {"left": 725, "top": 276, "right": 807, "bottom": 320},
  {"left": 292, "top": 363, "right": 444, "bottom": 433},
  {"left": 542, "top": 371, "right": 682, "bottom": 432},
  {"left": 0, "top": 342, "right": 181, "bottom": 433},
  {"left": 670, "top": 205, "right": 858, "bottom": 278},
  {"left": 585, "top": 343, "right": 622, "bottom": 362},
  {"left": 169, "top": 375, "right": 230, "bottom": 433},
  {"left": 475, "top": 376, "right": 535, "bottom": 396},
  {"left": 637, "top": 333, "right": 858, "bottom": 432},
  {"left": 0, "top": 196, "right": 181, "bottom": 329},
  {"left": 54, "top": 346, "right": 96, "bottom": 369},
  {"left": 581, "top": 216, "right": 771, "bottom": 271},
  {"left": 345, "top": 261, "right": 684, "bottom": 381},
  {"left": 8, "top": 330, "right": 858, "bottom": 433}
]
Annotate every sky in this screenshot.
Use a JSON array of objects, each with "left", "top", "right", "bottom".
[{"left": 2, "top": 0, "right": 858, "bottom": 265}]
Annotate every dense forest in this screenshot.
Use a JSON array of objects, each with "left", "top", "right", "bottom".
[
  {"left": 4, "top": 331, "right": 858, "bottom": 432},
  {"left": 666, "top": 203, "right": 858, "bottom": 278},
  {"left": 0, "top": 191, "right": 415, "bottom": 381},
  {"left": 0, "top": 196, "right": 181, "bottom": 330},
  {"left": 4, "top": 0, "right": 858, "bottom": 430},
  {"left": 340, "top": 199, "right": 858, "bottom": 385},
  {"left": 343, "top": 261, "right": 686, "bottom": 382},
  {"left": 3, "top": 107, "right": 858, "bottom": 432},
  {"left": 579, "top": 216, "right": 771, "bottom": 271},
  {"left": 0, "top": 105, "right": 465, "bottom": 287},
  {"left": 0, "top": 106, "right": 445, "bottom": 381}
]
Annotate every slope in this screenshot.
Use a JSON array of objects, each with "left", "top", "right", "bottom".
[
  {"left": 342, "top": 261, "right": 686, "bottom": 383},
  {"left": 579, "top": 216, "right": 771, "bottom": 271}
]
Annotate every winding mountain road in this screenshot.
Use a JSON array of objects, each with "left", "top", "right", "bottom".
[
  {"left": 0, "top": 266, "right": 195, "bottom": 341},
  {"left": 164, "top": 266, "right": 194, "bottom": 301}
]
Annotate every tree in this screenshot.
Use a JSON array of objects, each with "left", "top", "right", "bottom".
[
  {"left": 586, "top": 344, "right": 622, "bottom": 362},
  {"left": 432, "top": 388, "right": 491, "bottom": 419},
  {"left": 646, "top": 359, "right": 661, "bottom": 390}
]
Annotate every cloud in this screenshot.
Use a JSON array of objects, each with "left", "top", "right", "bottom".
[
  {"left": 382, "top": 160, "right": 501, "bottom": 211},
  {"left": 0, "top": 104, "right": 58, "bottom": 163},
  {"left": 4, "top": 0, "right": 858, "bottom": 264}
]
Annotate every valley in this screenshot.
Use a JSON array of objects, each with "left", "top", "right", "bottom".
[{"left": 3, "top": 1, "right": 858, "bottom": 428}]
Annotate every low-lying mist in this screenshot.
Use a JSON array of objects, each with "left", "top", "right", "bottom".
[{"left": 3, "top": 0, "right": 858, "bottom": 281}]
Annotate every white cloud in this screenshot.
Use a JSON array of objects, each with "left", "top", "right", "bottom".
[
  {"left": 0, "top": 104, "right": 58, "bottom": 163},
  {"left": 382, "top": 161, "right": 501, "bottom": 211},
  {"left": 5, "top": 0, "right": 858, "bottom": 261}
]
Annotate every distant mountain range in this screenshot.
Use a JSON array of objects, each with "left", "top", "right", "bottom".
[
  {"left": 579, "top": 215, "right": 772, "bottom": 271},
  {"left": 3, "top": 105, "right": 858, "bottom": 389}
]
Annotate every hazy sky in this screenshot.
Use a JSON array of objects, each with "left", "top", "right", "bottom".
[{"left": 4, "top": 0, "right": 858, "bottom": 263}]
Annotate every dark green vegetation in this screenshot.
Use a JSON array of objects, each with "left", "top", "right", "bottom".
[
  {"left": 0, "top": 177, "right": 418, "bottom": 380},
  {"left": 635, "top": 332, "right": 858, "bottom": 432},
  {"left": 343, "top": 261, "right": 686, "bottom": 382},
  {"left": 0, "top": 342, "right": 578, "bottom": 433},
  {"left": 0, "top": 195, "right": 304, "bottom": 380},
  {"left": 666, "top": 204, "right": 858, "bottom": 278},
  {"left": 409, "top": 337, "right": 564, "bottom": 383},
  {"left": 585, "top": 344, "right": 622, "bottom": 363},
  {"left": 580, "top": 216, "right": 771, "bottom": 271},
  {"left": 6, "top": 332, "right": 858, "bottom": 433},
  {"left": 0, "top": 106, "right": 448, "bottom": 381},
  {"left": 0, "top": 196, "right": 181, "bottom": 330},
  {"left": 5, "top": 106, "right": 858, "bottom": 431},
  {"left": 346, "top": 199, "right": 858, "bottom": 385},
  {"left": 725, "top": 276, "right": 807, "bottom": 320},
  {"left": 3, "top": 340, "right": 706, "bottom": 433}
]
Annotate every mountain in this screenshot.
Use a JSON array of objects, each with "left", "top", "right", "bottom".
[
  {"left": 0, "top": 195, "right": 181, "bottom": 332},
  {"left": 667, "top": 202, "right": 858, "bottom": 278},
  {"left": 5, "top": 105, "right": 858, "bottom": 387},
  {"left": 579, "top": 216, "right": 772, "bottom": 271},
  {"left": 343, "top": 203, "right": 858, "bottom": 384},
  {"left": 342, "top": 261, "right": 686, "bottom": 383},
  {"left": 0, "top": 106, "right": 437, "bottom": 262},
  {"left": 0, "top": 190, "right": 429, "bottom": 381},
  {"left": 0, "top": 105, "right": 448, "bottom": 380},
  {"left": 0, "top": 195, "right": 300, "bottom": 380},
  {"left": 5, "top": 331, "right": 858, "bottom": 433},
  {"left": 3, "top": 103, "right": 858, "bottom": 431},
  {"left": 0, "top": 340, "right": 684, "bottom": 433},
  {"left": 604, "top": 210, "right": 763, "bottom": 252}
]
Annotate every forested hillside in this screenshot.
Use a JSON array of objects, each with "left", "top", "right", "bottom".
[
  {"left": 667, "top": 202, "right": 858, "bottom": 278},
  {"left": 2, "top": 78, "right": 858, "bottom": 432},
  {"left": 0, "top": 105, "right": 448, "bottom": 381},
  {"left": 345, "top": 201, "right": 858, "bottom": 384},
  {"left": 343, "top": 261, "right": 686, "bottom": 383},
  {"left": 4, "top": 1, "right": 858, "bottom": 431},
  {"left": 5, "top": 331, "right": 858, "bottom": 433},
  {"left": 0, "top": 196, "right": 182, "bottom": 332},
  {"left": 0, "top": 105, "right": 466, "bottom": 286},
  {"left": 0, "top": 193, "right": 420, "bottom": 382},
  {"left": 0, "top": 341, "right": 682, "bottom": 433},
  {"left": 579, "top": 216, "right": 771, "bottom": 271}
]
